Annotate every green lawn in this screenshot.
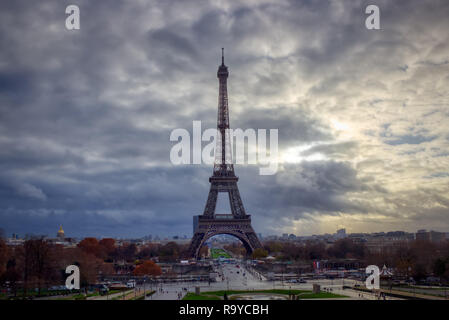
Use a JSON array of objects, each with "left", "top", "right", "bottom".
[
  {"left": 200, "top": 289, "right": 309, "bottom": 296},
  {"left": 210, "top": 248, "right": 231, "bottom": 259},
  {"left": 86, "top": 292, "right": 100, "bottom": 298},
  {"left": 183, "top": 292, "right": 221, "bottom": 300},
  {"left": 108, "top": 290, "right": 121, "bottom": 295},
  {"left": 299, "top": 292, "right": 347, "bottom": 299}
]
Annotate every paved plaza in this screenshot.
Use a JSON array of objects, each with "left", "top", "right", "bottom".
[{"left": 145, "top": 263, "right": 401, "bottom": 300}]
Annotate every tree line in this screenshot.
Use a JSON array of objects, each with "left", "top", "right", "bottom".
[
  {"left": 227, "top": 238, "right": 449, "bottom": 282},
  {"left": 0, "top": 237, "right": 195, "bottom": 297}
]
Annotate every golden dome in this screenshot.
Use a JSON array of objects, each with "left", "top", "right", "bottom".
[{"left": 57, "top": 225, "right": 65, "bottom": 236}]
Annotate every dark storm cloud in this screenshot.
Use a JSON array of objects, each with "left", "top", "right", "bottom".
[
  {"left": 234, "top": 160, "right": 381, "bottom": 235},
  {"left": 251, "top": 161, "right": 367, "bottom": 213},
  {"left": 236, "top": 106, "right": 332, "bottom": 147}
]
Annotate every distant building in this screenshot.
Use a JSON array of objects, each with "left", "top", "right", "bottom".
[
  {"left": 6, "top": 235, "right": 24, "bottom": 246},
  {"left": 429, "top": 231, "right": 446, "bottom": 242},
  {"left": 365, "top": 231, "right": 414, "bottom": 253},
  {"left": 143, "top": 234, "right": 153, "bottom": 241},
  {"left": 415, "top": 229, "right": 429, "bottom": 241},
  {"left": 336, "top": 228, "right": 346, "bottom": 239},
  {"left": 415, "top": 230, "right": 446, "bottom": 242},
  {"left": 193, "top": 216, "right": 199, "bottom": 234},
  {"left": 57, "top": 225, "right": 65, "bottom": 240}
]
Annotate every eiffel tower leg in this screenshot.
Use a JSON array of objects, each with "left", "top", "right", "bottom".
[
  {"left": 228, "top": 186, "right": 246, "bottom": 218},
  {"left": 245, "top": 229, "right": 263, "bottom": 250},
  {"left": 188, "top": 232, "right": 205, "bottom": 258}
]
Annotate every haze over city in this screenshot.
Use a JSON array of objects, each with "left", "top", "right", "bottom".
[{"left": 1, "top": 0, "right": 449, "bottom": 239}]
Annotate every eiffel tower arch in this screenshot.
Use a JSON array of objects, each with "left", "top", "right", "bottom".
[{"left": 188, "top": 49, "right": 262, "bottom": 258}]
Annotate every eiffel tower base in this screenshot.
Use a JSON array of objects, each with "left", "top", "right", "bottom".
[{"left": 188, "top": 215, "right": 263, "bottom": 258}]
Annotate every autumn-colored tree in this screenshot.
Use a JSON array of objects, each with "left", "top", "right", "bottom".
[
  {"left": 68, "top": 248, "right": 103, "bottom": 286},
  {"left": 433, "top": 258, "right": 447, "bottom": 279},
  {"left": 304, "top": 242, "right": 326, "bottom": 260},
  {"left": 78, "top": 238, "right": 101, "bottom": 257},
  {"left": 0, "top": 238, "right": 8, "bottom": 276},
  {"left": 99, "top": 238, "right": 115, "bottom": 251},
  {"left": 14, "top": 238, "right": 60, "bottom": 296},
  {"left": 137, "top": 243, "right": 161, "bottom": 260},
  {"left": 31, "top": 239, "right": 52, "bottom": 295},
  {"left": 327, "top": 239, "right": 366, "bottom": 259},
  {"left": 224, "top": 243, "right": 246, "bottom": 256},
  {"left": 99, "top": 238, "right": 116, "bottom": 260},
  {"left": 199, "top": 246, "right": 209, "bottom": 258},
  {"left": 264, "top": 241, "right": 283, "bottom": 254},
  {"left": 252, "top": 248, "right": 268, "bottom": 259},
  {"left": 133, "top": 260, "right": 162, "bottom": 276},
  {"left": 0, "top": 259, "right": 20, "bottom": 297},
  {"left": 100, "top": 261, "right": 115, "bottom": 275},
  {"left": 117, "top": 243, "right": 138, "bottom": 262},
  {"left": 159, "top": 242, "right": 181, "bottom": 262}
]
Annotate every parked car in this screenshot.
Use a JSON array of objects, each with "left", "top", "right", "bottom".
[
  {"left": 425, "top": 276, "right": 441, "bottom": 286},
  {"left": 126, "top": 280, "right": 136, "bottom": 288},
  {"left": 99, "top": 285, "right": 109, "bottom": 295},
  {"left": 49, "top": 285, "right": 67, "bottom": 291}
]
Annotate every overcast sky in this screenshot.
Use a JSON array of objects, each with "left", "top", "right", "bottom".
[{"left": 1, "top": 0, "right": 448, "bottom": 238}]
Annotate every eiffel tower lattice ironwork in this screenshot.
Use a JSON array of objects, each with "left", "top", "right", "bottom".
[{"left": 188, "top": 49, "right": 263, "bottom": 258}]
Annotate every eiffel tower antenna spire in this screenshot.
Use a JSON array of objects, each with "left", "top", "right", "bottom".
[{"left": 221, "top": 47, "right": 224, "bottom": 65}]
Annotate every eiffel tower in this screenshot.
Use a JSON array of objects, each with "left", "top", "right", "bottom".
[{"left": 188, "top": 49, "right": 263, "bottom": 258}]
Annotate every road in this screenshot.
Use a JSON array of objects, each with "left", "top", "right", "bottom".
[{"left": 146, "top": 262, "right": 401, "bottom": 300}]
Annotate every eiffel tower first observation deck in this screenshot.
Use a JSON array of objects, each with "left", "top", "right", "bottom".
[{"left": 188, "top": 49, "right": 263, "bottom": 258}]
